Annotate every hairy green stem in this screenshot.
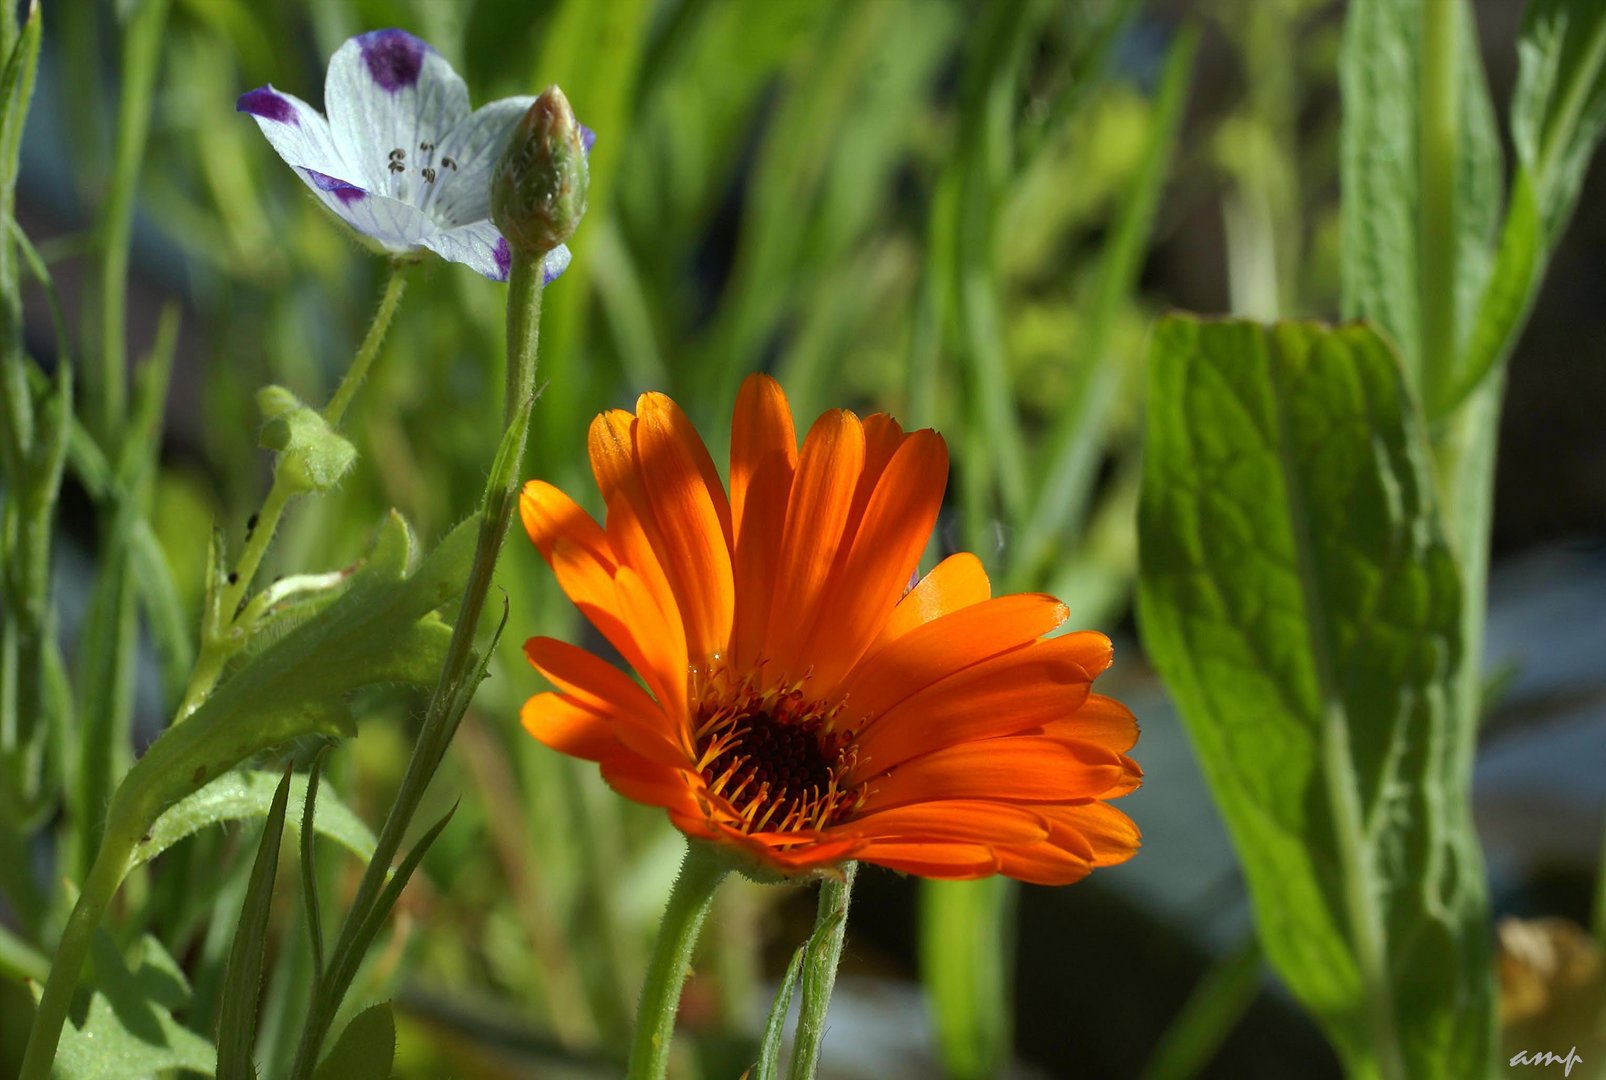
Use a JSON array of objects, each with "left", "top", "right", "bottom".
[
  {"left": 287, "top": 250, "right": 545, "bottom": 1078},
  {"left": 323, "top": 265, "right": 407, "bottom": 429},
  {"left": 789, "top": 861, "right": 856, "bottom": 1079},
  {"left": 175, "top": 265, "right": 406, "bottom": 722},
  {"left": 17, "top": 817, "right": 139, "bottom": 1080},
  {"left": 627, "top": 842, "right": 728, "bottom": 1080}
]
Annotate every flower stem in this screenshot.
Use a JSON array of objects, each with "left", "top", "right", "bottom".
[
  {"left": 286, "top": 249, "right": 545, "bottom": 1079},
  {"left": 173, "top": 264, "right": 407, "bottom": 722},
  {"left": 324, "top": 264, "right": 408, "bottom": 429},
  {"left": 789, "top": 861, "right": 856, "bottom": 1079},
  {"left": 17, "top": 817, "right": 138, "bottom": 1080},
  {"left": 628, "top": 842, "right": 729, "bottom": 1080}
]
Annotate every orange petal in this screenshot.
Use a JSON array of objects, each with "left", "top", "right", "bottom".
[
  {"left": 763, "top": 409, "right": 864, "bottom": 677},
  {"left": 854, "top": 839, "right": 1000, "bottom": 879},
  {"left": 993, "top": 841, "right": 1094, "bottom": 886},
  {"left": 520, "top": 692, "right": 620, "bottom": 762},
  {"left": 587, "top": 409, "right": 640, "bottom": 507},
  {"left": 840, "top": 800, "right": 1049, "bottom": 846},
  {"left": 851, "top": 640, "right": 1100, "bottom": 776},
  {"left": 1033, "top": 693, "right": 1140, "bottom": 755},
  {"left": 636, "top": 392, "right": 735, "bottom": 660},
  {"left": 859, "top": 737, "right": 1131, "bottom": 812},
  {"left": 599, "top": 751, "right": 697, "bottom": 815},
  {"left": 604, "top": 492, "right": 685, "bottom": 660},
  {"left": 520, "top": 480, "right": 612, "bottom": 569},
  {"left": 872, "top": 553, "right": 991, "bottom": 649},
  {"left": 1039, "top": 801, "right": 1142, "bottom": 866},
  {"left": 730, "top": 450, "right": 792, "bottom": 672},
  {"left": 523, "top": 637, "right": 688, "bottom": 767},
  {"left": 548, "top": 539, "right": 678, "bottom": 719},
  {"left": 613, "top": 564, "right": 689, "bottom": 723},
  {"left": 730, "top": 374, "right": 797, "bottom": 537},
  {"left": 835, "top": 593, "right": 1071, "bottom": 722},
  {"left": 801, "top": 429, "right": 948, "bottom": 694},
  {"left": 844, "top": 413, "right": 907, "bottom": 534}
]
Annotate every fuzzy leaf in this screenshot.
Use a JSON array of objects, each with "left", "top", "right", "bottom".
[
  {"left": 47, "top": 932, "right": 216, "bottom": 1078},
  {"left": 129, "top": 768, "right": 376, "bottom": 873},
  {"left": 1136, "top": 317, "right": 1493, "bottom": 1079},
  {"left": 103, "top": 512, "right": 474, "bottom": 867}
]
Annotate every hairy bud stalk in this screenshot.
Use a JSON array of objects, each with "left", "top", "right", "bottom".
[{"left": 491, "top": 85, "right": 588, "bottom": 258}]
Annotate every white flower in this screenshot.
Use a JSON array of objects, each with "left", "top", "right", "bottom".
[{"left": 238, "top": 29, "right": 591, "bottom": 282}]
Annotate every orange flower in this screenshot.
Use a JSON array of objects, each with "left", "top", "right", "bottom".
[{"left": 519, "top": 375, "right": 1141, "bottom": 884}]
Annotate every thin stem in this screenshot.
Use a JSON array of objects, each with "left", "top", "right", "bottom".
[
  {"left": 1417, "top": 0, "right": 1459, "bottom": 406},
  {"left": 287, "top": 249, "right": 546, "bottom": 1078},
  {"left": 627, "top": 842, "right": 729, "bottom": 1080},
  {"left": 323, "top": 264, "right": 407, "bottom": 429},
  {"left": 17, "top": 821, "right": 138, "bottom": 1080},
  {"left": 174, "top": 266, "right": 406, "bottom": 722},
  {"left": 789, "top": 861, "right": 856, "bottom": 1079}
]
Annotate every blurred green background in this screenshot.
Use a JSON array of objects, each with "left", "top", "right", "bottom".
[{"left": 3, "top": 0, "right": 1603, "bottom": 1076}]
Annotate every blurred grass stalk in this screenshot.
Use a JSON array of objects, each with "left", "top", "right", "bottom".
[{"left": 920, "top": 16, "right": 1196, "bottom": 1077}]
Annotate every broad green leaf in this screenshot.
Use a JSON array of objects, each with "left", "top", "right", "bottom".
[
  {"left": 129, "top": 767, "right": 376, "bottom": 873},
  {"left": 215, "top": 766, "right": 292, "bottom": 1080},
  {"left": 1136, "top": 318, "right": 1494, "bottom": 1080},
  {"left": 47, "top": 932, "right": 215, "bottom": 1078},
  {"left": 102, "top": 512, "right": 473, "bottom": 868},
  {"left": 1339, "top": 0, "right": 1501, "bottom": 386},
  {"left": 311, "top": 1002, "right": 395, "bottom": 1080}
]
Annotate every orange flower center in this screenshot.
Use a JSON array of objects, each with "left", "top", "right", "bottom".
[{"left": 691, "top": 674, "right": 862, "bottom": 834}]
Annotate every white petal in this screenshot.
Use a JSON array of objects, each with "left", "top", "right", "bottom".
[
  {"left": 236, "top": 84, "right": 353, "bottom": 179},
  {"left": 418, "top": 220, "right": 573, "bottom": 283},
  {"left": 324, "top": 29, "right": 470, "bottom": 205},
  {"left": 420, "top": 96, "right": 533, "bottom": 228},
  {"left": 419, "top": 219, "right": 509, "bottom": 280},
  {"left": 296, "top": 168, "right": 433, "bottom": 253}
]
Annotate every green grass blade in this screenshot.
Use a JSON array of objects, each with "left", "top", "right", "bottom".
[{"left": 215, "top": 765, "right": 294, "bottom": 1080}]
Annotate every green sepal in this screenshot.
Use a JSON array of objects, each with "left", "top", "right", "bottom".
[{"left": 256, "top": 385, "right": 356, "bottom": 494}]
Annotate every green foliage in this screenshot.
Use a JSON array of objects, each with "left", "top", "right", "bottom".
[
  {"left": 1338, "top": 0, "right": 1501, "bottom": 389},
  {"left": 312, "top": 1002, "right": 395, "bottom": 1080},
  {"left": 1137, "top": 317, "right": 1492, "bottom": 1079},
  {"left": 108, "top": 511, "right": 472, "bottom": 844},
  {"left": 47, "top": 932, "right": 215, "bottom": 1079},
  {"left": 215, "top": 766, "right": 293, "bottom": 1080},
  {"left": 129, "top": 767, "right": 377, "bottom": 873},
  {"left": 257, "top": 385, "right": 358, "bottom": 494},
  {"left": 752, "top": 941, "right": 806, "bottom": 1080}
]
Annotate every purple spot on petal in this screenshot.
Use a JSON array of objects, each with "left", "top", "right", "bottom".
[
  {"left": 493, "top": 237, "right": 512, "bottom": 281},
  {"left": 580, "top": 124, "right": 596, "bottom": 157},
  {"left": 237, "top": 86, "right": 297, "bottom": 124},
  {"left": 304, "top": 168, "right": 367, "bottom": 205},
  {"left": 358, "top": 29, "right": 427, "bottom": 92}
]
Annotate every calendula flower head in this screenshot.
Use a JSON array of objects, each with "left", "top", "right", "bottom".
[
  {"left": 520, "top": 375, "right": 1142, "bottom": 883},
  {"left": 237, "top": 29, "right": 592, "bottom": 283}
]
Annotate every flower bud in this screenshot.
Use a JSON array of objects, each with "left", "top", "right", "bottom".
[{"left": 491, "top": 86, "right": 589, "bottom": 258}]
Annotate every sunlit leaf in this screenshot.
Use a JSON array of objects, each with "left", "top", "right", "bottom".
[
  {"left": 1137, "top": 317, "right": 1494, "bottom": 1079},
  {"left": 47, "top": 932, "right": 215, "bottom": 1079}
]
